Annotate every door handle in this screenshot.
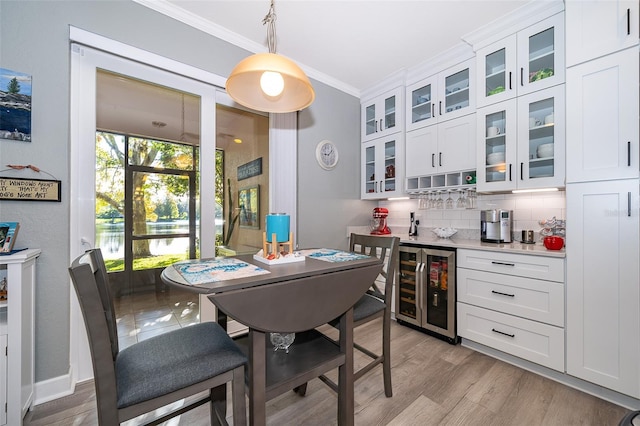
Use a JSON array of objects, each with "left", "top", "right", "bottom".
[
  {"left": 627, "top": 8, "right": 631, "bottom": 35},
  {"left": 520, "top": 162, "right": 524, "bottom": 180},
  {"left": 432, "top": 153, "right": 435, "bottom": 168},
  {"left": 439, "top": 152, "right": 442, "bottom": 167},
  {"left": 628, "top": 141, "right": 631, "bottom": 167},
  {"left": 508, "top": 71, "right": 512, "bottom": 90},
  {"left": 439, "top": 101, "right": 442, "bottom": 116},
  {"left": 520, "top": 67, "right": 524, "bottom": 86},
  {"left": 509, "top": 163, "right": 512, "bottom": 181},
  {"left": 628, "top": 192, "right": 632, "bottom": 217}
]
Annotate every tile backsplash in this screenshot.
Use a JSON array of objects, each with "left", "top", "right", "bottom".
[{"left": 377, "top": 190, "right": 566, "bottom": 241}]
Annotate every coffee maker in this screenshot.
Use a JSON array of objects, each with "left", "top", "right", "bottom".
[
  {"left": 481, "top": 209, "right": 513, "bottom": 243},
  {"left": 370, "top": 207, "right": 391, "bottom": 235}
]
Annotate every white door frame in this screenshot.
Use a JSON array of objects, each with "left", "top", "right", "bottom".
[{"left": 68, "top": 27, "right": 297, "bottom": 388}]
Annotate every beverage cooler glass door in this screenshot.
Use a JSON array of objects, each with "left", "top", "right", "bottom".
[
  {"left": 397, "top": 246, "right": 421, "bottom": 326},
  {"left": 422, "top": 248, "right": 456, "bottom": 340}
]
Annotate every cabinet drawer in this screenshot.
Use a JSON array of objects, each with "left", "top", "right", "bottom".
[
  {"left": 457, "top": 303, "right": 565, "bottom": 372},
  {"left": 457, "top": 268, "right": 564, "bottom": 327},
  {"left": 457, "top": 249, "right": 565, "bottom": 282}
]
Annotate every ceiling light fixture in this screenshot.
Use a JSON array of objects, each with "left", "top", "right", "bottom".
[{"left": 225, "top": 0, "right": 315, "bottom": 113}]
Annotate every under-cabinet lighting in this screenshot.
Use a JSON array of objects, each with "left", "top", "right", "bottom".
[
  {"left": 387, "top": 197, "right": 410, "bottom": 200},
  {"left": 512, "top": 188, "right": 560, "bottom": 194}
]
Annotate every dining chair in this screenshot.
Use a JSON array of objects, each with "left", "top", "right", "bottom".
[
  {"left": 297, "top": 233, "right": 400, "bottom": 398},
  {"left": 619, "top": 410, "right": 640, "bottom": 425},
  {"left": 68, "top": 248, "right": 248, "bottom": 426}
]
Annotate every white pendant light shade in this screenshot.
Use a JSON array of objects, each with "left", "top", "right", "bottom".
[{"left": 226, "top": 52, "right": 315, "bottom": 113}]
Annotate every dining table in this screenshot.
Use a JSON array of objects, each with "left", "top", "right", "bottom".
[{"left": 160, "top": 249, "right": 384, "bottom": 426}]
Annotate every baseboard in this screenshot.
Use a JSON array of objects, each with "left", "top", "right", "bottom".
[
  {"left": 32, "top": 368, "right": 76, "bottom": 406},
  {"left": 461, "top": 338, "right": 640, "bottom": 410}
]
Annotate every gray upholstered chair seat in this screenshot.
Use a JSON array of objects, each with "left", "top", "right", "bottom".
[
  {"left": 116, "top": 321, "right": 246, "bottom": 408},
  {"left": 329, "top": 294, "right": 385, "bottom": 327}
]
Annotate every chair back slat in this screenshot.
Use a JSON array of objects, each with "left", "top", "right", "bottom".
[
  {"left": 69, "top": 249, "right": 120, "bottom": 421},
  {"left": 349, "top": 233, "right": 400, "bottom": 304}
]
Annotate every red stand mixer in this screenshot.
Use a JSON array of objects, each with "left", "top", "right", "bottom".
[{"left": 370, "top": 207, "right": 391, "bottom": 235}]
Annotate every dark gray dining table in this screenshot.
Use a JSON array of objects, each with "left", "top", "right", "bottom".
[{"left": 161, "top": 251, "right": 383, "bottom": 426}]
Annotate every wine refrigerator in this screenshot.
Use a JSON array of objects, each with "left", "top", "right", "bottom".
[{"left": 395, "top": 243, "right": 458, "bottom": 344}]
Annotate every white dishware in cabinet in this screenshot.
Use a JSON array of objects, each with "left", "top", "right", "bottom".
[
  {"left": 566, "top": 47, "right": 639, "bottom": 183},
  {"left": 515, "top": 85, "right": 565, "bottom": 190},
  {"left": 361, "top": 86, "right": 403, "bottom": 142},
  {"left": 476, "top": 84, "right": 565, "bottom": 191},
  {"left": 361, "top": 133, "right": 404, "bottom": 199},
  {"left": 566, "top": 180, "right": 640, "bottom": 398},
  {"left": 566, "top": 0, "right": 639, "bottom": 67},
  {"left": 476, "top": 13, "right": 565, "bottom": 107}
]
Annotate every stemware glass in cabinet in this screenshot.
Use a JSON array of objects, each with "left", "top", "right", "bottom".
[{"left": 456, "top": 189, "right": 467, "bottom": 209}]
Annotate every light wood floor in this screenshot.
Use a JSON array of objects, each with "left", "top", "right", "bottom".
[{"left": 24, "top": 318, "right": 631, "bottom": 426}]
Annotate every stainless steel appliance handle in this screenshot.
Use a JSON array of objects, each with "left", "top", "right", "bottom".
[{"left": 415, "top": 262, "right": 422, "bottom": 321}]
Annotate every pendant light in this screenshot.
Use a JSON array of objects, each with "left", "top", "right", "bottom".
[{"left": 226, "top": 0, "right": 315, "bottom": 113}]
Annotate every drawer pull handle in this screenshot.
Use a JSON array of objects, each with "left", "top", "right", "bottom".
[
  {"left": 492, "top": 328, "right": 515, "bottom": 338},
  {"left": 491, "top": 261, "right": 515, "bottom": 267},
  {"left": 492, "top": 290, "right": 515, "bottom": 297}
]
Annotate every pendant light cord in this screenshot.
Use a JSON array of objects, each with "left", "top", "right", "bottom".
[{"left": 262, "top": 0, "right": 277, "bottom": 54}]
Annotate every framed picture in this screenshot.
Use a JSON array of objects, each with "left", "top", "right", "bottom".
[
  {"left": 238, "top": 185, "right": 260, "bottom": 229},
  {"left": 0, "top": 68, "right": 32, "bottom": 142}
]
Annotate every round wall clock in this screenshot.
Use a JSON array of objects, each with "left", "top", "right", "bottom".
[{"left": 316, "top": 140, "right": 339, "bottom": 170}]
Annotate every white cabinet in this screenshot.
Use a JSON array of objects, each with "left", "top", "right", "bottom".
[
  {"left": 361, "top": 133, "right": 404, "bottom": 199},
  {"left": 566, "top": 0, "right": 639, "bottom": 67},
  {"left": 456, "top": 249, "right": 566, "bottom": 372},
  {"left": 361, "top": 86, "right": 403, "bottom": 142},
  {"left": 476, "top": 13, "right": 565, "bottom": 107},
  {"left": 566, "top": 47, "right": 639, "bottom": 183},
  {"left": 0, "top": 249, "right": 39, "bottom": 426},
  {"left": 406, "top": 59, "right": 475, "bottom": 131},
  {"left": 477, "top": 85, "right": 565, "bottom": 191},
  {"left": 405, "top": 114, "right": 476, "bottom": 178},
  {"left": 566, "top": 180, "right": 640, "bottom": 398}
]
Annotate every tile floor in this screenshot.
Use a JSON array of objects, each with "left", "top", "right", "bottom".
[{"left": 113, "top": 287, "right": 201, "bottom": 350}]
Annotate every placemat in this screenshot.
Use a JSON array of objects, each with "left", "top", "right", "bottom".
[
  {"left": 173, "top": 257, "right": 270, "bottom": 285},
  {"left": 298, "top": 248, "right": 370, "bottom": 263}
]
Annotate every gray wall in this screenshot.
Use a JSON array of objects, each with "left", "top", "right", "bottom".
[{"left": 0, "top": 0, "right": 371, "bottom": 384}]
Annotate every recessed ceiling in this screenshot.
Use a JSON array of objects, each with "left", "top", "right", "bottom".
[{"left": 137, "top": 0, "right": 532, "bottom": 95}]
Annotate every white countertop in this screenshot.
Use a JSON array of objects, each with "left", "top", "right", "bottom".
[
  {"left": 347, "top": 227, "right": 565, "bottom": 258},
  {"left": 394, "top": 234, "right": 565, "bottom": 258}
]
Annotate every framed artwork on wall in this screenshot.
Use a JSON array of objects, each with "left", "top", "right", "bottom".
[
  {"left": 238, "top": 185, "right": 260, "bottom": 229},
  {"left": 0, "top": 68, "right": 32, "bottom": 142}
]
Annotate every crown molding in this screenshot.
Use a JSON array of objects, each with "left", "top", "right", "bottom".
[
  {"left": 132, "top": 0, "right": 360, "bottom": 98},
  {"left": 462, "top": 0, "right": 565, "bottom": 51}
]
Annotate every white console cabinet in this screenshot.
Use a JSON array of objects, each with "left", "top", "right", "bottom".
[{"left": 0, "top": 249, "right": 40, "bottom": 426}]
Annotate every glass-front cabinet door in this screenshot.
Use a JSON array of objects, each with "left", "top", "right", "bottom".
[
  {"left": 517, "top": 13, "right": 565, "bottom": 96},
  {"left": 517, "top": 85, "right": 565, "bottom": 189},
  {"left": 361, "top": 134, "right": 403, "bottom": 199},
  {"left": 437, "top": 58, "right": 475, "bottom": 122},
  {"left": 361, "top": 87, "right": 403, "bottom": 142},
  {"left": 476, "top": 99, "right": 517, "bottom": 192},
  {"left": 476, "top": 37, "right": 517, "bottom": 107},
  {"left": 406, "top": 77, "right": 438, "bottom": 131}
]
